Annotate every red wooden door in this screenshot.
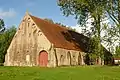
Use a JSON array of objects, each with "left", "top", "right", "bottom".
[{"left": 39, "top": 51, "right": 48, "bottom": 67}]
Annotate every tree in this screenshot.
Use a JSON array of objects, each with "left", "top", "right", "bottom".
[
  {"left": 107, "top": 0, "right": 120, "bottom": 25},
  {"left": 0, "top": 26, "right": 16, "bottom": 64},
  {"left": 58, "top": 0, "right": 108, "bottom": 65},
  {"left": 102, "top": 25, "right": 117, "bottom": 53},
  {"left": 107, "top": 0, "right": 120, "bottom": 45},
  {"left": 0, "top": 19, "right": 5, "bottom": 33},
  {"left": 44, "top": 18, "right": 54, "bottom": 24},
  {"left": 114, "top": 46, "right": 120, "bottom": 57}
]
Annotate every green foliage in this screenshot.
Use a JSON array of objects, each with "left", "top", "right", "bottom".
[
  {"left": 107, "top": 0, "right": 120, "bottom": 24},
  {"left": 0, "top": 19, "right": 5, "bottom": 29},
  {"left": 102, "top": 25, "right": 118, "bottom": 53},
  {"left": 58, "top": 0, "right": 119, "bottom": 45},
  {"left": 58, "top": 0, "right": 106, "bottom": 44},
  {"left": 0, "top": 19, "right": 5, "bottom": 33},
  {"left": 44, "top": 18, "right": 54, "bottom": 24},
  {"left": 114, "top": 46, "right": 120, "bottom": 57},
  {"left": 115, "top": 46, "right": 120, "bottom": 55},
  {"left": 106, "top": 0, "right": 120, "bottom": 45},
  {"left": 88, "top": 37, "right": 99, "bottom": 54},
  {"left": 58, "top": 0, "right": 117, "bottom": 65},
  {"left": 0, "top": 26, "right": 16, "bottom": 63},
  {"left": 58, "top": 0, "right": 107, "bottom": 26},
  {"left": 86, "top": 37, "right": 105, "bottom": 64},
  {"left": 56, "top": 22, "right": 67, "bottom": 27}
]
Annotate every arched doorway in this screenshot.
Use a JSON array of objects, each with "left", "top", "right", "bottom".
[
  {"left": 60, "top": 55, "right": 64, "bottom": 65},
  {"left": 67, "top": 51, "right": 71, "bottom": 65},
  {"left": 38, "top": 50, "right": 48, "bottom": 67},
  {"left": 78, "top": 53, "right": 81, "bottom": 65}
]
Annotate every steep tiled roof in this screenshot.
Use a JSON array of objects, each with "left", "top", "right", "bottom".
[{"left": 30, "top": 14, "right": 82, "bottom": 51}]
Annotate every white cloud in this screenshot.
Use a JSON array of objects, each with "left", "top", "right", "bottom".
[
  {"left": 0, "top": 8, "right": 16, "bottom": 18},
  {"left": 71, "top": 24, "right": 82, "bottom": 33},
  {"left": 71, "top": 17, "right": 94, "bottom": 33}
]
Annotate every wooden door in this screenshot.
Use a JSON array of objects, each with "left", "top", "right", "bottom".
[{"left": 39, "top": 51, "right": 48, "bottom": 67}]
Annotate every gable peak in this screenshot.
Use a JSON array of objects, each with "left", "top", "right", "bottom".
[{"left": 25, "top": 10, "right": 30, "bottom": 15}]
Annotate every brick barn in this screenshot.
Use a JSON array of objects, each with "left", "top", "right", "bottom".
[{"left": 4, "top": 12, "right": 113, "bottom": 67}]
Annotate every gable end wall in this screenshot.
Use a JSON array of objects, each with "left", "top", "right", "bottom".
[{"left": 4, "top": 13, "right": 52, "bottom": 66}]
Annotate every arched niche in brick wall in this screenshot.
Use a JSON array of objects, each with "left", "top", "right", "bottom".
[{"left": 38, "top": 50, "right": 48, "bottom": 67}]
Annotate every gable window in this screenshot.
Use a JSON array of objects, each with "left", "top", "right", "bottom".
[
  {"left": 28, "top": 23, "right": 29, "bottom": 27},
  {"left": 32, "top": 23, "right": 35, "bottom": 26},
  {"left": 28, "top": 17, "right": 30, "bottom": 20},
  {"left": 38, "top": 30, "right": 42, "bottom": 36}
]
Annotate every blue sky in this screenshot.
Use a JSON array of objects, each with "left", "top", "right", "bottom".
[{"left": 0, "top": 0, "right": 77, "bottom": 28}]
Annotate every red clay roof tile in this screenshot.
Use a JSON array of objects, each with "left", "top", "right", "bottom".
[{"left": 30, "top": 14, "right": 82, "bottom": 51}]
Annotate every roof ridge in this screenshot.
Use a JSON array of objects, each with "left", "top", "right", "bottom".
[{"left": 29, "top": 14, "right": 69, "bottom": 30}]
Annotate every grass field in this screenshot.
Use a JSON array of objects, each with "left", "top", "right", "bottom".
[{"left": 0, "top": 66, "right": 120, "bottom": 80}]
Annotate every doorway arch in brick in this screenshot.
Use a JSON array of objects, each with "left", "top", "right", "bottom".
[{"left": 38, "top": 50, "right": 48, "bottom": 67}]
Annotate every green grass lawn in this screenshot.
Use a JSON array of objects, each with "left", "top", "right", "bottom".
[{"left": 0, "top": 66, "right": 120, "bottom": 80}]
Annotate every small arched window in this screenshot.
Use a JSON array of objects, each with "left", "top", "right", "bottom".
[
  {"left": 28, "top": 17, "right": 30, "bottom": 20},
  {"left": 78, "top": 53, "right": 81, "bottom": 65},
  {"left": 67, "top": 51, "right": 71, "bottom": 59},
  {"left": 38, "top": 30, "right": 42, "bottom": 36},
  {"left": 26, "top": 55, "right": 30, "bottom": 62},
  {"left": 60, "top": 55, "right": 64, "bottom": 65},
  {"left": 32, "top": 23, "right": 35, "bottom": 26},
  {"left": 73, "top": 55, "right": 76, "bottom": 61},
  {"left": 28, "top": 23, "right": 30, "bottom": 27},
  {"left": 67, "top": 51, "right": 71, "bottom": 65}
]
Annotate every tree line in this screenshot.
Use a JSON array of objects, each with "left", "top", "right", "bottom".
[
  {"left": 58, "top": 0, "right": 120, "bottom": 65},
  {"left": 0, "top": 19, "right": 16, "bottom": 65}
]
